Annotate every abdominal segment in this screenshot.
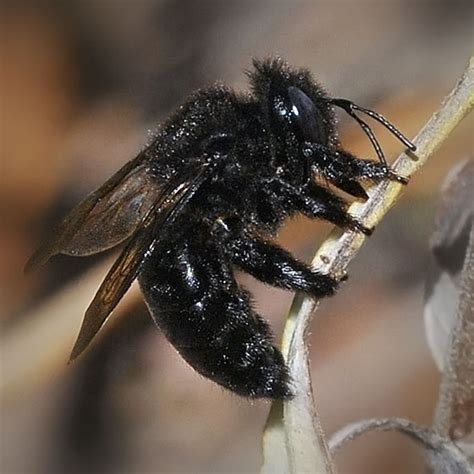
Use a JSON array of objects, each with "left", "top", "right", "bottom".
[{"left": 138, "top": 235, "right": 291, "bottom": 399}]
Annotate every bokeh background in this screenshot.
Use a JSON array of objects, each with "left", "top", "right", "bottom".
[{"left": 1, "top": 1, "right": 473, "bottom": 473}]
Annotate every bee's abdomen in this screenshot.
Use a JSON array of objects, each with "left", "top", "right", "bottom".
[{"left": 138, "top": 236, "right": 292, "bottom": 399}]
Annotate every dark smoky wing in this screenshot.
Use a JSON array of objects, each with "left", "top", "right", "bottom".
[
  {"left": 60, "top": 159, "right": 160, "bottom": 256},
  {"left": 25, "top": 152, "right": 162, "bottom": 271},
  {"left": 69, "top": 164, "right": 211, "bottom": 360},
  {"left": 68, "top": 222, "right": 155, "bottom": 361}
]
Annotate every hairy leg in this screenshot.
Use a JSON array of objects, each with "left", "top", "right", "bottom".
[
  {"left": 228, "top": 234, "right": 339, "bottom": 297},
  {"left": 304, "top": 142, "right": 408, "bottom": 198},
  {"left": 260, "top": 178, "right": 372, "bottom": 235}
]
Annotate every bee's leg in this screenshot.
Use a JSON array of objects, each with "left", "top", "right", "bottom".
[
  {"left": 300, "top": 182, "right": 373, "bottom": 235},
  {"left": 286, "top": 179, "right": 373, "bottom": 235},
  {"left": 228, "top": 236, "right": 339, "bottom": 298},
  {"left": 304, "top": 143, "right": 408, "bottom": 197},
  {"left": 261, "top": 178, "right": 372, "bottom": 235},
  {"left": 139, "top": 237, "right": 292, "bottom": 399}
]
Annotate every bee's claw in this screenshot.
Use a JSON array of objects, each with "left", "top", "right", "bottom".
[
  {"left": 388, "top": 170, "right": 409, "bottom": 185},
  {"left": 350, "top": 218, "right": 374, "bottom": 236}
]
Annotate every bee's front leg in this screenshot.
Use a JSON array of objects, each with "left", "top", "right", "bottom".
[
  {"left": 270, "top": 178, "right": 372, "bottom": 235},
  {"left": 303, "top": 143, "right": 408, "bottom": 198}
]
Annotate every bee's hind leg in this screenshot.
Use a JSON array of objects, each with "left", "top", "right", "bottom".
[{"left": 227, "top": 234, "right": 340, "bottom": 298}]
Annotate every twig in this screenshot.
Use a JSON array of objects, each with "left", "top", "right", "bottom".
[
  {"left": 329, "top": 417, "right": 472, "bottom": 474},
  {"left": 262, "top": 58, "right": 474, "bottom": 473}
]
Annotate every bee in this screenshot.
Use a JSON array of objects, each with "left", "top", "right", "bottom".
[{"left": 26, "top": 58, "right": 415, "bottom": 399}]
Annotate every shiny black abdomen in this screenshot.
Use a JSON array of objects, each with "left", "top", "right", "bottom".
[{"left": 138, "top": 227, "right": 291, "bottom": 398}]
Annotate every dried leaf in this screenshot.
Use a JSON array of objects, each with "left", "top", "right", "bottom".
[
  {"left": 423, "top": 159, "right": 474, "bottom": 463},
  {"left": 433, "top": 223, "right": 474, "bottom": 458},
  {"left": 424, "top": 159, "right": 474, "bottom": 370}
]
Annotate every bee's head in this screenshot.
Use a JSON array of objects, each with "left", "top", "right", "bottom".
[{"left": 249, "top": 58, "right": 339, "bottom": 151}]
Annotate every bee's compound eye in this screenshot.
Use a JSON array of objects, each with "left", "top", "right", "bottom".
[
  {"left": 287, "top": 86, "right": 328, "bottom": 144},
  {"left": 205, "top": 133, "right": 236, "bottom": 156}
]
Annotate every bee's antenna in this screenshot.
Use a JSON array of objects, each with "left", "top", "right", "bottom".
[
  {"left": 329, "top": 98, "right": 417, "bottom": 161},
  {"left": 335, "top": 104, "right": 388, "bottom": 165}
]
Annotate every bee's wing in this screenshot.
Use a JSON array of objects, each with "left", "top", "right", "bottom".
[
  {"left": 69, "top": 164, "right": 210, "bottom": 361},
  {"left": 25, "top": 152, "right": 160, "bottom": 272}
]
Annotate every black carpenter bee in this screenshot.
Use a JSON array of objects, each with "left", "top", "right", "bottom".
[{"left": 27, "top": 58, "right": 415, "bottom": 399}]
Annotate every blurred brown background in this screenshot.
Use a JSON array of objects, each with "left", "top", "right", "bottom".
[{"left": 1, "top": 1, "right": 473, "bottom": 473}]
